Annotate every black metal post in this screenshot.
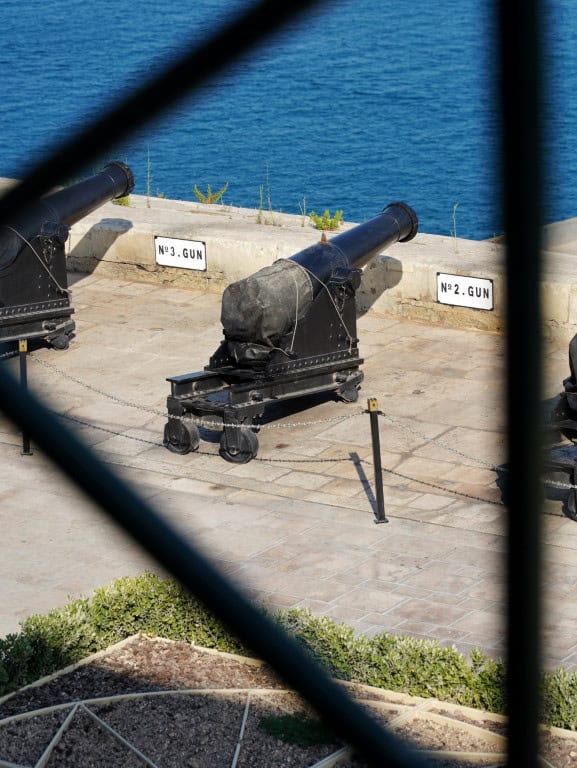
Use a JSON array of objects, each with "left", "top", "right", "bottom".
[
  {"left": 497, "top": 1, "right": 544, "bottom": 765},
  {"left": 367, "top": 398, "right": 388, "bottom": 524},
  {"left": 19, "top": 339, "right": 32, "bottom": 456}
]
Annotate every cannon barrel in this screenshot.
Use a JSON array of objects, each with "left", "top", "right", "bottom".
[
  {"left": 35, "top": 160, "right": 134, "bottom": 227},
  {"left": 2, "top": 161, "right": 134, "bottom": 239},
  {"left": 0, "top": 161, "right": 134, "bottom": 345},
  {"left": 220, "top": 201, "right": 418, "bottom": 355},
  {"left": 0, "top": 161, "right": 134, "bottom": 269},
  {"left": 290, "top": 202, "right": 418, "bottom": 295}
]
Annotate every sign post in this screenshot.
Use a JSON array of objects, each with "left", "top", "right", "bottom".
[
  {"left": 367, "top": 398, "right": 387, "bottom": 524},
  {"left": 19, "top": 339, "right": 32, "bottom": 456}
]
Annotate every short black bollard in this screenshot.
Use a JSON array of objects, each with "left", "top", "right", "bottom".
[
  {"left": 19, "top": 339, "right": 33, "bottom": 456},
  {"left": 367, "top": 397, "right": 387, "bottom": 524}
]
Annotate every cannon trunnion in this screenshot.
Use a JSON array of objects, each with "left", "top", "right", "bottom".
[
  {"left": 0, "top": 161, "right": 134, "bottom": 348},
  {"left": 164, "top": 202, "right": 418, "bottom": 463}
]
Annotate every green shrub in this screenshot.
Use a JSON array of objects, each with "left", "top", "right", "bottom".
[
  {"left": 276, "top": 609, "right": 372, "bottom": 680},
  {"left": 469, "top": 647, "right": 506, "bottom": 714},
  {"left": 542, "top": 668, "right": 577, "bottom": 730},
  {"left": 276, "top": 609, "right": 505, "bottom": 713},
  {"left": 87, "top": 573, "right": 244, "bottom": 653},
  {"left": 20, "top": 596, "right": 98, "bottom": 672},
  {"left": 0, "top": 573, "right": 572, "bottom": 731},
  {"left": 0, "top": 634, "right": 36, "bottom": 693},
  {"left": 112, "top": 195, "right": 130, "bottom": 206},
  {"left": 309, "top": 209, "right": 343, "bottom": 230},
  {"left": 193, "top": 182, "right": 228, "bottom": 204},
  {"left": 0, "top": 574, "right": 244, "bottom": 696}
]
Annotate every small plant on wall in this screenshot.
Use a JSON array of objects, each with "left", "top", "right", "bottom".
[
  {"left": 309, "top": 209, "right": 343, "bottom": 230},
  {"left": 193, "top": 181, "right": 229, "bottom": 204},
  {"left": 112, "top": 195, "right": 130, "bottom": 207}
]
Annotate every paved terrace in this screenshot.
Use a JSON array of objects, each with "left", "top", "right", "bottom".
[{"left": 1, "top": 273, "right": 576, "bottom": 672}]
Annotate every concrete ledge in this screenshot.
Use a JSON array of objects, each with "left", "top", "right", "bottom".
[
  {"left": 3, "top": 180, "right": 577, "bottom": 344},
  {"left": 65, "top": 193, "right": 509, "bottom": 336}
]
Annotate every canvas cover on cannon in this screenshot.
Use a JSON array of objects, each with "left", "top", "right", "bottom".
[
  {"left": 164, "top": 201, "right": 418, "bottom": 463},
  {"left": 0, "top": 161, "right": 134, "bottom": 348}
]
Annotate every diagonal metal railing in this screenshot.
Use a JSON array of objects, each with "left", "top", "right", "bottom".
[
  {"left": 499, "top": 2, "right": 544, "bottom": 766},
  {"left": 0, "top": 0, "right": 547, "bottom": 765}
]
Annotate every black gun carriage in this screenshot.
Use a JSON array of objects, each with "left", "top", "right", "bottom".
[
  {"left": 164, "top": 201, "right": 418, "bottom": 463},
  {"left": 0, "top": 161, "right": 134, "bottom": 348},
  {"left": 545, "top": 334, "right": 577, "bottom": 520}
]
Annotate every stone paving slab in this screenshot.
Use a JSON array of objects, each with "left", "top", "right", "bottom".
[{"left": 1, "top": 274, "right": 576, "bottom": 671}]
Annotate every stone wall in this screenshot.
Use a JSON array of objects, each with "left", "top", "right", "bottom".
[{"left": 3, "top": 179, "right": 576, "bottom": 345}]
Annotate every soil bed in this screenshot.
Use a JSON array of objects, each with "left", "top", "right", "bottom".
[{"left": 0, "top": 635, "right": 575, "bottom": 767}]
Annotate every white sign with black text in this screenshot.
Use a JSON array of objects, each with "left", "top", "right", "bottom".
[
  {"left": 155, "top": 236, "right": 207, "bottom": 271},
  {"left": 437, "top": 272, "right": 494, "bottom": 311}
]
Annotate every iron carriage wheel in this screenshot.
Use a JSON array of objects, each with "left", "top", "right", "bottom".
[
  {"left": 219, "top": 427, "right": 259, "bottom": 463},
  {"left": 163, "top": 417, "right": 200, "bottom": 454}
]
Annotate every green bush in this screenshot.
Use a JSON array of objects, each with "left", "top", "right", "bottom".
[
  {"left": 309, "top": 209, "right": 343, "bottom": 230},
  {"left": 542, "top": 668, "right": 577, "bottom": 730},
  {"left": 0, "top": 573, "right": 244, "bottom": 696},
  {"left": 276, "top": 609, "right": 506, "bottom": 713},
  {"left": 21, "top": 597, "right": 97, "bottom": 671},
  {"left": 112, "top": 195, "right": 130, "bottom": 206},
  {"left": 193, "top": 182, "right": 228, "bottom": 204},
  {"left": 0, "top": 573, "right": 574, "bottom": 731},
  {"left": 0, "top": 634, "right": 36, "bottom": 693},
  {"left": 87, "top": 573, "right": 244, "bottom": 652}
]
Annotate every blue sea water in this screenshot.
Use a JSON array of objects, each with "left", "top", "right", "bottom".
[{"left": 0, "top": 0, "right": 576, "bottom": 240}]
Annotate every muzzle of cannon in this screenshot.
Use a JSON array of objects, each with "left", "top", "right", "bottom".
[
  {"left": 0, "top": 161, "right": 134, "bottom": 347},
  {"left": 164, "top": 202, "right": 418, "bottom": 463}
]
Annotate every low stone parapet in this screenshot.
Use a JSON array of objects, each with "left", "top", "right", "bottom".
[{"left": 2, "top": 180, "right": 576, "bottom": 345}]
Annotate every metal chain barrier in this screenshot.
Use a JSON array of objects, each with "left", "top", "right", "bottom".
[
  {"left": 31, "top": 356, "right": 364, "bottom": 430},
  {"left": 18, "top": 353, "right": 577, "bottom": 503},
  {"left": 0, "top": 348, "right": 18, "bottom": 361},
  {"left": 54, "top": 410, "right": 506, "bottom": 507},
  {"left": 55, "top": 411, "right": 165, "bottom": 448},
  {"left": 378, "top": 411, "right": 500, "bottom": 471}
]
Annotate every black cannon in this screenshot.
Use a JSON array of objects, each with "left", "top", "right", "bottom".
[
  {"left": 164, "top": 201, "right": 418, "bottom": 463},
  {"left": 545, "top": 334, "right": 577, "bottom": 520},
  {"left": 0, "top": 161, "right": 134, "bottom": 348}
]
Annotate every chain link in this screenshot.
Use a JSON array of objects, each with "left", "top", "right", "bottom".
[
  {"left": 53, "top": 411, "right": 343, "bottom": 462},
  {"left": 542, "top": 476, "right": 577, "bottom": 492},
  {"left": 26, "top": 354, "right": 577, "bottom": 505},
  {"left": 378, "top": 411, "right": 500, "bottom": 470},
  {"left": 33, "top": 356, "right": 164, "bottom": 414},
  {"left": 51, "top": 393, "right": 577, "bottom": 512},
  {"left": 375, "top": 463, "right": 505, "bottom": 507},
  {"left": 32, "top": 356, "right": 364, "bottom": 430},
  {"left": 175, "top": 410, "right": 365, "bottom": 431},
  {"left": 55, "top": 411, "right": 164, "bottom": 447},
  {"left": 0, "top": 349, "right": 19, "bottom": 361},
  {"left": 56, "top": 410, "right": 507, "bottom": 507}
]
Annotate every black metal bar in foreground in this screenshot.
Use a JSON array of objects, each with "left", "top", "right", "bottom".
[
  {"left": 367, "top": 398, "right": 387, "bottom": 524},
  {"left": 497, "top": 1, "right": 544, "bottom": 765},
  {"left": 0, "top": 366, "right": 427, "bottom": 768}
]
